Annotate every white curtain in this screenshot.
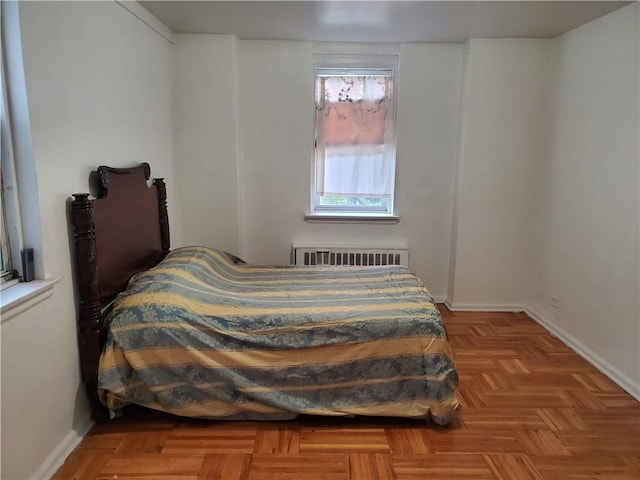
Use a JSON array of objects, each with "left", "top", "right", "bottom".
[{"left": 315, "top": 74, "right": 393, "bottom": 197}]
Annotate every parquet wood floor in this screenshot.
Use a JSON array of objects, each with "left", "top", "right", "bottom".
[{"left": 53, "top": 307, "right": 640, "bottom": 479}]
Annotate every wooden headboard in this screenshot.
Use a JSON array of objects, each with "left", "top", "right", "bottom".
[{"left": 70, "top": 163, "right": 170, "bottom": 421}]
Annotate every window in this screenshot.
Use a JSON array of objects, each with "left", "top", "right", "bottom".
[
  {"left": 312, "top": 61, "right": 397, "bottom": 217},
  {"left": 1, "top": 2, "right": 25, "bottom": 291},
  {"left": 0, "top": 2, "right": 53, "bottom": 312},
  {"left": 0, "top": 46, "right": 17, "bottom": 290}
]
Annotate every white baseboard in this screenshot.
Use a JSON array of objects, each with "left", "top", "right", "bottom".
[
  {"left": 444, "top": 298, "right": 524, "bottom": 312},
  {"left": 525, "top": 305, "right": 640, "bottom": 401},
  {"left": 31, "top": 415, "right": 94, "bottom": 480},
  {"left": 444, "top": 298, "right": 454, "bottom": 311}
]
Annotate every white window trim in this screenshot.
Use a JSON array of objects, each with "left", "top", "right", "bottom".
[
  {"left": 0, "top": 107, "right": 23, "bottom": 282},
  {"left": 304, "top": 211, "right": 399, "bottom": 224},
  {"left": 1, "top": 1, "right": 46, "bottom": 309},
  {"left": 310, "top": 47, "right": 400, "bottom": 220},
  {"left": 0, "top": 7, "right": 23, "bottom": 285}
]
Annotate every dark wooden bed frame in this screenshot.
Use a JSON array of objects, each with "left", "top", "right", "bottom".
[{"left": 70, "top": 163, "right": 170, "bottom": 422}]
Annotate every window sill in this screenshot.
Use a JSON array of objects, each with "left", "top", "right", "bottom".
[
  {"left": 0, "top": 278, "right": 61, "bottom": 324},
  {"left": 305, "top": 212, "right": 400, "bottom": 224}
]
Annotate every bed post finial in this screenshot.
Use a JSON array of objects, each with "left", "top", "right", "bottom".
[{"left": 153, "top": 178, "right": 170, "bottom": 256}]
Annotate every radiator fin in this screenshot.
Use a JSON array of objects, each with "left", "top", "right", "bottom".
[{"left": 293, "top": 246, "right": 408, "bottom": 267}]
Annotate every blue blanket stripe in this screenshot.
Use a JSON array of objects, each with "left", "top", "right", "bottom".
[
  {"left": 100, "top": 354, "right": 455, "bottom": 390},
  {"left": 107, "top": 378, "right": 451, "bottom": 411},
  {"left": 109, "top": 321, "right": 445, "bottom": 351}
]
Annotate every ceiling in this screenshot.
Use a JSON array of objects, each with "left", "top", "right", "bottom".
[{"left": 139, "top": 1, "right": 631, "bottom": 43}]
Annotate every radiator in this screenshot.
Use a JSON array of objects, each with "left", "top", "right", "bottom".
[{"left": 293, "top": 245, "right": 409, "bottom": 267}]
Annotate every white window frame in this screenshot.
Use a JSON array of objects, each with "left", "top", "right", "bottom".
[
  {"left": 309, "top": 48, "right": 399, "bottom": 221},
  {"left": 0, "top": 7, "right": 22, "bottom": 291},
  {"left": 0, "top": 1, "right": 57, "bottom": 317}
]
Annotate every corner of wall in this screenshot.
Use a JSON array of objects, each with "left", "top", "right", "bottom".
[
  {"left": 114, "top": 1, "right": 174, "bottom": 44},
  {"left": 446, "top": 39, "right": 472, "bottom": 304},
  {"left": 29, "top": 415, "right": 94, "bottom": 480},
  {"left": 231, "top": 34, "right": 244, "bottom": 259},
  {"left": 524, "top": 2, "right": 640, "bottom": 401},
  {"left": 525, "top": 305, "right": 640, "bottom": 401}
]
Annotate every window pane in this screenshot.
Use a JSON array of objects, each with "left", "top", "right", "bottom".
[
  {"left": 0, "top": 48, "right": 16, "bottom": 277},
  {"left": 322, "top": 147, "right": 391, "bottom": 197},
  {"left": 318, "top": 196, "right": 386, "bottom": 208},
  {"left": 0, "top": 70, "right": 9, "bottom": 274},
  {"left": 314, "top": 68, "right": 396, "bottom": 214}
]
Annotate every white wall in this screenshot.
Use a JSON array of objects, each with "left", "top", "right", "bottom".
[
  {"left": 448, "top": 39, "right": 551, "bottom": 310},
  {"left": 392, "top": 43, "right": 463, "bottom": 296},
  {"left": 527, "top": 3, "right": 640, "bottom": 396},
  {"left": 236, "top": 40, "right": 315, "bottom": 264},
  {"left": 175, "top": 39, "right": 464, "bottom": 298},
  {"left": 0, "top": 2, "right": 177, "bottom": 478},
  {"left": 173, "top": 34, "right": 240, "bottom": 253}
]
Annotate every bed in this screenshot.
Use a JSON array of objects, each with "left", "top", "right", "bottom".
[{"left": 70, "top": 163, "right": 459, "bottom": 424}]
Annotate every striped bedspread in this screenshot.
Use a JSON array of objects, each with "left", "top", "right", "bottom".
[{"left": 99, "top": 246, "right": 459, "bottom": 423}]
